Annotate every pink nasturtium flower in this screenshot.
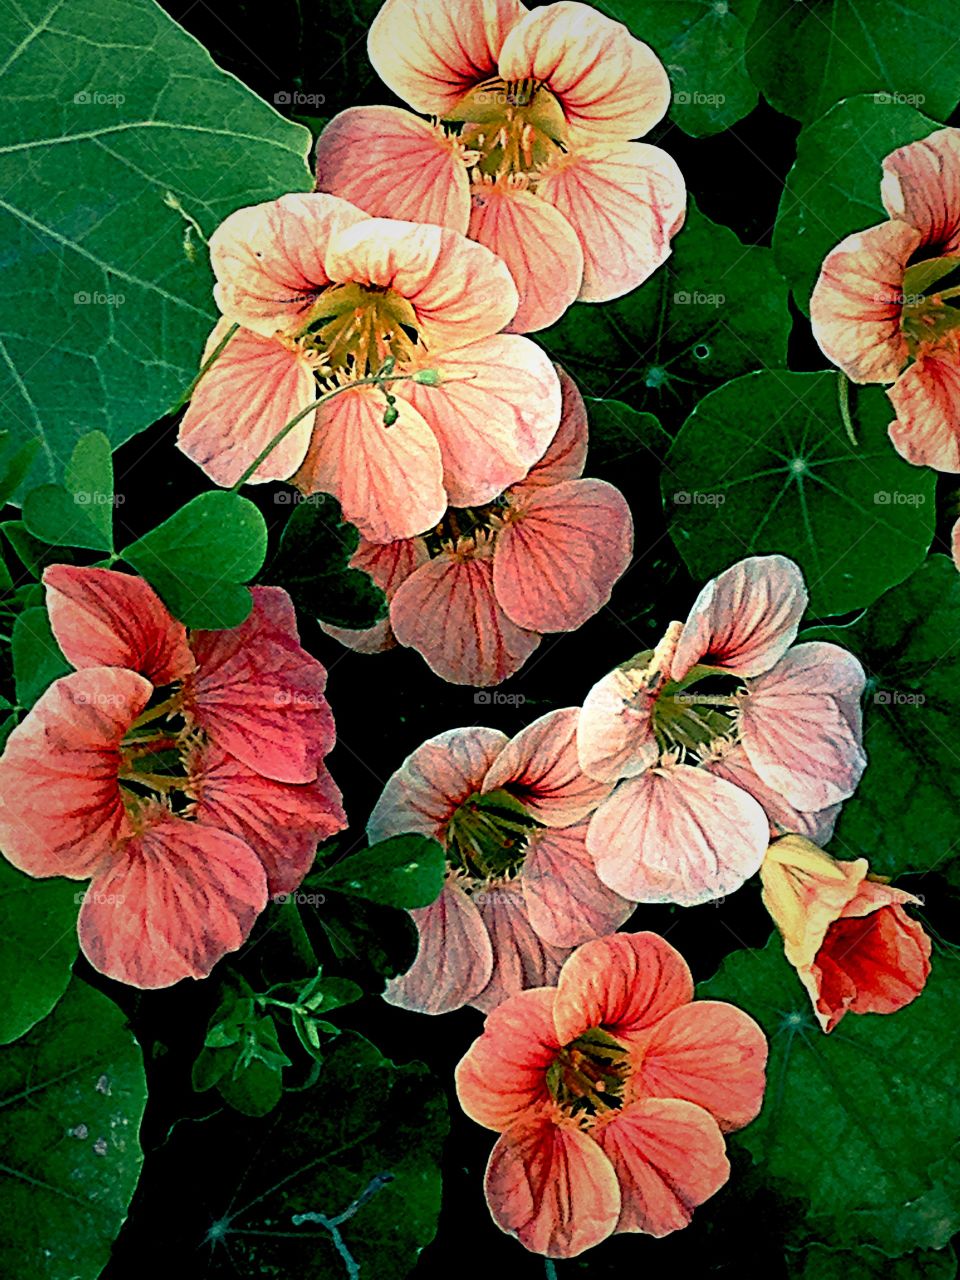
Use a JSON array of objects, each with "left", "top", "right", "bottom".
[
  {"left": 313, "top": 0, "right": 686, "bottom": 331},
  {"left": 0, "top": 567, "right": 346, "bottom": 988},
  {"left": 811, "top": 127, "right": 960, "bottom": 471},
  {"left": 761, "top": 835, "right": 931, "bottom": 1032},
  {"left": 367, "top": 708, "right": 633, "bottom": 1014},
  {"left": 178, "top": 191, "right": 562, "bottom": 543},
  {"left": 456, "top": 932, "right": 767, "bottom": 1258},
  {"left": 324, "top": 370, "right": 633, "bottom": 685},
  {"left": 577, "top": 555, "right": 867, "bottom": 906}
]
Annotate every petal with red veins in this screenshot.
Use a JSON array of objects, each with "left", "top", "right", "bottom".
[
  {"left": 383, "top": 881, "right": 494, "bottom": 1014},
  {"left": 320, "top": 537, "right": 428, "bottom": 654},
  {"left": 881, "top": 128, "right": 960, "bottom": 254},
  {"left": 471, "top": 882, "right": 571, "bottom": 1013},
  {"left": 888, "top": 342, "right": 960, "bottom": 472},
  {"left": 512, "top": 367, "right": 588, "bottom": 493},
  {"left": 522, "top": 819, "right": 632, "bottom": 948},
  {"left": 577, "top": 660, "right": 660, "bottom": 785},
  {"left": 705, "top": 744, "right": 840, "bottom": 844},
  {"left": 455, "top": 986, "right": 559, "bottom": 1131}
]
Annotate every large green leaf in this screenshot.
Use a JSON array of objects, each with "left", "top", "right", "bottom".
[
  {"left": 0, "top": 978, "right": 147, "bottom": 1280},
  {"left": 701, "top": 937, "right": 960, "bottom": 1256},
  {"left": 664, "top": 371, "right": 934, "bottom": 615},
  {"left": 584, "top": 397, "right": 670, "bottom": 473},
  {"left": 0, "top": 0, "right": 311, "bottom": 498},
  {"left": 805, "top": 557, "right": 960, "bottom": 878},
  {"left": 773, "top": 96, "right": 940, "bottom": 313},
  {"left": 312, "top": 835, "right": 446, "bottom": 910},
  {"left": 598, "top": 0, "right": 760, "bottom": 135},
  {"left": 746, "top": 0, "right": 960, "bottom": 125},
  {"left": 0, "top": 862, "right": 78, "bottom": 1044},
  {"left": 12, "top": 605, "right": 69, "bottom": 707},
  {"left": 540, "top": 202, "right": 791, "bottom": 424},
  {"left": 789, "top": 1244, "right": 958, "bottom": 1279}
]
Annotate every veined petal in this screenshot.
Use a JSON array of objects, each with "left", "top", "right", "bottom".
[
  {"left": 368, "top": 0, "right": 527, "bottom": 118},
  {"left": 521, "top": 819, "right": 632, "bottom": 948},
  {"left": 293, "top": 386, "right": 446, "bottom": 543},
  {"left": 810, "top": 220, "right": 919, "bottom": 383},
  {"left": 494, "top": 478, "right": 632, "bottom": 633},
  {"left": 455, "top": 986, "right": 559, "bottom": 1131},
  {"left": 586, "top": 765, "right": 769, "bottom": 906},
  {"left": 471, "top": 882, "right": 571, "bottom": 1012},
  {"left": 538, "top": 142, "right": 685, "bottom": 302},
  {"left": 78, "top": 813, "right": 267, "bottom": 988},
  {"left": 468, "top": 184, "right": 583, "bottom": 332},
  {"left": 383, "top": 880, "right": 494, "bottom": 1014},
  {"left": 320, "top": 537, "right": 428, "bottom": 654},
  {"left": 398, "top": 334, "right": 562, "bottom": 506},
  {"left": 43, "top": 565, "right": 193, "bottom": 686},
  {"left": 705, "top": 744, "right": 840, "bottom": 844},
  {"left": 391, "top": 551, "right": 541, "bottom": 686},
  {"left": 512, "top": 366, "right": 588, "bottom": 492},
  {"left": 498, "top": 2, "right": 670, "bottom": 140},
  {"left": 881, "top": 127, "right": 960, "bottom": 254},
  {"left": 888, "top": 342, "right": 960, "bottom": 472},
  {"left": 577, "top": 659, "right": 660, "bottom": 785}
]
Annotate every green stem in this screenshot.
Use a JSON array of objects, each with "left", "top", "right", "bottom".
[
  {"left": 838, "top": 374, "right": 857, "bottom": 448},
  {"left": 170, "top": 321, "right": 240, "bottom": 413}
]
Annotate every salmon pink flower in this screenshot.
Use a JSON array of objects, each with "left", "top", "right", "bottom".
[
  {"left": 178, "top": 191, "right": 562, "bottom": 542},
  {"left": 323, "top": 369, "right": 632, "bottom": 685},
  {"left": 455, "top": 931, "right": 767, "bottom": 1257},
  {"left": 811, "top": 127, "right": 960, "bottom": 471},
  {"left": 313, "top": 0, "right": 686, "bottom": 331},
  {"left": 367, "top": 708, "right": 632, "bottom": 1014},
  {"left": 0, "top": 566, "right": 346, "bottom": 987},
  {"left": 577, "top": 556, "right": 866, "bottom": 906},
  {"left": 760, "top": 835, "right": 932, "bottom": 1032}
]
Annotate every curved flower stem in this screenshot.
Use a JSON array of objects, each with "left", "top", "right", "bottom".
[
  {"left": 544, "top": 1262, "right": 558, "bottom": 1280},
  {"left": 838, "top": 374, "right": 857, "bottom": 448}
]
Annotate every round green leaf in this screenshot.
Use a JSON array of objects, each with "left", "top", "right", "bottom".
[
  {"left": 0, "top": 978, "right": 147, "bottom": 1279},
  {"left": 584, "top": 397, "right": 670, "bottom": 472},
  {"left": 0, "top": 862, "right": 78, "bottom": 1044},
  {"left": 664, "top": 371, "right": 935, "bottom": 615},
  {"left": 701, "top": 937, "right": 960, "bottom": 1256},
  {"left": 774, "top": 96, "right": 940, "bottom": 313},
  {"left": 122, "top": 491, "right": 268, "bottom": 629},
  {"left": 804, "top": 557, "right": 960, "bottom": 878},
  {"left": 541, "top": 202, "right": 791, "bottom": 424},
  {"left": 0, "top": 0, "right": 311, "bottom": 500},
  {"left": 746, "top": 0, "right": 960, "bottom": 125},
  {"left": 23, "top": 432, "right": 115, "bottom": 551}
]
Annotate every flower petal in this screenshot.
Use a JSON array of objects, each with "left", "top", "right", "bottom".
[
  {"left": 586, "top": 764, "right": 770, "bottom": 906},
  {"left": 522, "top": 819, "right": 632, "bottom": 948},
  {"left": 471, "top": 882, "right": 571, "bottom": 1012},
  {"left": 497, "top": 1, "right": 670, "bottom": 140},
  {"left": 43, "top": 565, "right": 193, "bottom": 686},
  {"left": 482, "top": 706, "right": 610, "bottom": 827},
  {"left": 398, "top": 333, "right": 562, "bottom": 506},
  {"left": 810, "top": 220, "right": 919, "bottom": 383},
  {"left": 455, "top": 986, "right": 559, "bottom": 1131},
  {"left": 484, "top": 1116, "right": 621, "bottom": 1258},
  {"left": 209, "top": 193, "right": 367, "bottom": 337},
  {"left": 391, "top": 551, "right": 541, "bottom": 686},
  {"left": 0, "top": 669, "right": 150, "bottom": 879},
  {"left": 494, "top": 478, "right": 632, "bottom": 632},
  {"left": 177, "top": 321, "right": 316, "bottom": 486},
  {"left": 629, "top": 1001, "right": 768, "bottom": 1132},
  {"left": 368, "top": 0, "right": 527, "bottom": 117},
  {"left": 881, "top": 127, "right": 960, "bottom": 254},
  {"left": 552, "top": 932, "right": 693, "bottom": 1045},
  {"left": 595, "top": 1098, "right": 728, "bottom": 1237},
  {"left": 187, "top": 587, "right": 335, "bottom": 784},
  {"left": 368, "top": 724, "right": 508, "bottom": 842},
  {"left": 78, "top": 813, "right": 267, "bottom": 988},
  {"left": 468, "top": 183, "right": 583, "bottom": 332},
  {"left": 576, "top": 658, "right": 660, "bottom": 785},
  {"left": 705, "top": 744, "right": 840, "bottom": 844},
  {"left": 512, "top": 366, "right": 588, "bottom": 492},
  {"left": 383, "top": 880, "right": 494, "bottom": 1014},
  {"left": 538, "top": 141, "right": 685, "bottom": 302},
  {"left": 293, "top": 386, "right": 446, "bottom": 543},
  {"left": 192, "top": 744, "right": 346, "bottom": 897},
  {"left": 740, "top": 642, "right": 867, "bottom": 811},
  {"left": 671, "top": 554, "right": 808, "bottom": 682},
  {"left": 314, "top": 106, "right": 470, "bottom": 233},
  {"left": 888, "top": 341, "right": 960, "bottom": 472},
  {"left": 320, "top": 537, "right": 427, "bottom": 654}
]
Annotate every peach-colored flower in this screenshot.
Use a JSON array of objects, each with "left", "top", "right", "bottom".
[
  {"left": 313, "top": 0, "right": 686, "bottom": 331},
  {"left": 323, "top": 369, "right": 632, "bottom": 685},
  {"left": 178, "top": 192, "right": 562, "bottom": 542},
  {"left": 455, "top": 932, "right": 767, "bottom": 1257},
  {"left": 0, "top": 567, "right": 346, "bottom": 987},
  {"left": 577, "top": 556, "right": 866, "bottom": 906},
  {"left": 811, "top": 127, "right": 960, "bottom": 471},
  {"left": 367, "top": 709, "right": 632, "bottom": 1014},
  {"left": 760, "top": 835, "right": 932, "bottom": 1032}
]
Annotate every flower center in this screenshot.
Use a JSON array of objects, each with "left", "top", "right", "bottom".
[
  {"left": 546, "top": 1027, "right": 631, "bottom": 1118},
  {"left": 448, "top": 77, "right": 568, "bottom": 186},
  {"left": 445, "top": 787, "right": 540, "bottom": 881},
  {"left": 296, "top": 282, "right": 422, "bottom": 378},
  {"left": 118, "top": 685, "right": 200, "bottom": 823},
  {"left": 422, "top": 499, "right": 510, "bottom": 558},
  {"left": 652, "top": 666, "right": 742, "bottom": 755},
  {"left": 900, "top": 255, "right": 960, "bottom": 354}
]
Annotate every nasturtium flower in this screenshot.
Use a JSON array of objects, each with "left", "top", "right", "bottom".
[
  {"left": 367, "top": 709, "right": 632, "bottom": 1014},
  {"left": 178, "top": 192, "right": 562, "bottom": 542},
  {"left": 577, "top": 556, "right": 866, "bottom": 906},
  {"left": 313, "top": 0, "right": 686, "bottom": 331},
  {"left": 760, "top": 835, "right": 932, "bottom": 1032},
  {"left": 811, "top": 127, "right": 960, "bottom": 471},
  {"left": 324, "top": 369, "right": 632, "bottom": 685},
  {"left": 455, "top": 932, "right": 767, "bottom": 1258},
  {"left": 0, "top": 567, "right": 345, "bottom": 988}
]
